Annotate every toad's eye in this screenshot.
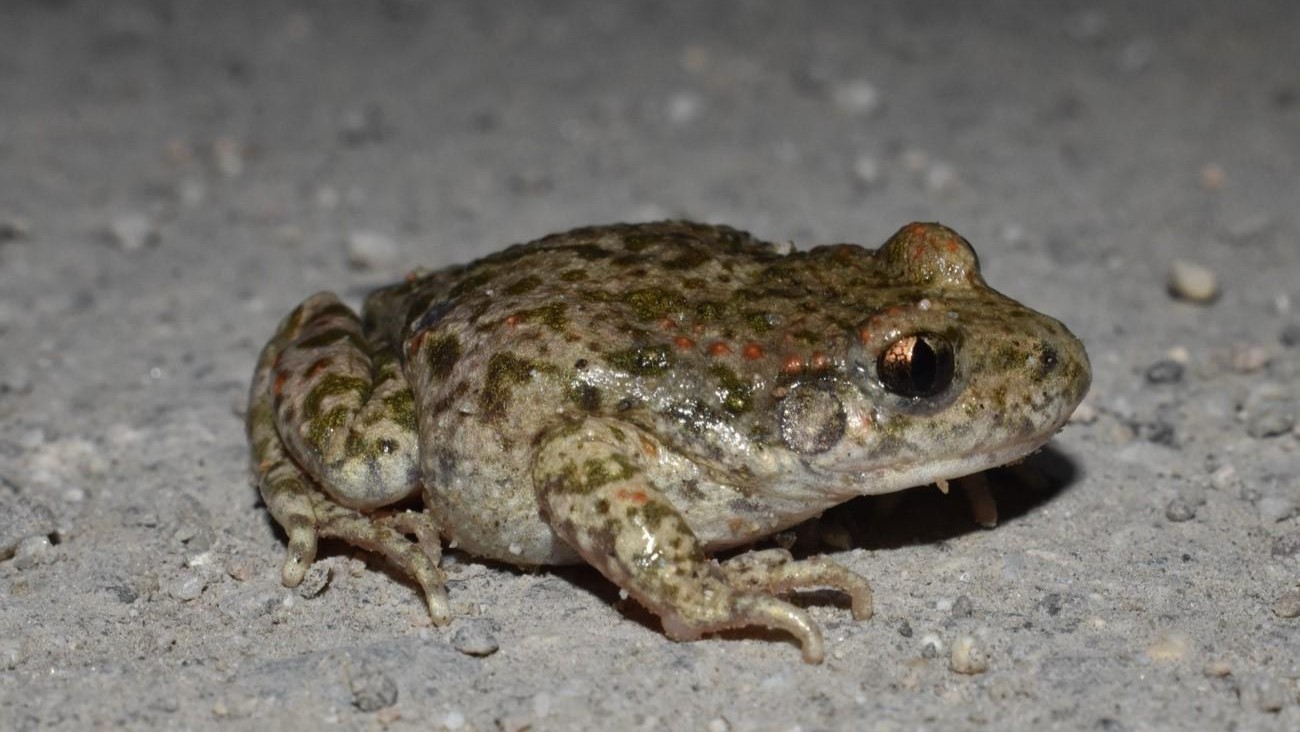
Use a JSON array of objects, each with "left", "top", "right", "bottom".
[{"left": 877, "top": 333, "right": 955, "bottom": 398}]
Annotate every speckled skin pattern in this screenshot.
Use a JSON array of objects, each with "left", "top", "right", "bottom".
[{"left": 247, "top": 221, "right": 1090, "bottom": 662}]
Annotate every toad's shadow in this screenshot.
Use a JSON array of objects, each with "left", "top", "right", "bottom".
[{"left": 552, "top": 443, "right": 1085, "bottom": 640}]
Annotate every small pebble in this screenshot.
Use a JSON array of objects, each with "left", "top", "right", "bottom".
[
  {"left": 1280, "top": 323, "right": 1300, "bottom": 348},
  {"left": 0, "top": 215, "right": 30, "bottom": 242},
  {"left": 1223, "top": 213, "right": 1273, "bottom": 243},
  {"left": 450, "top": 621, "right": 500, "bottom": 657},
  {"left": 1199, "top": 162, "right": 1226, "bottom": 190},
  {"left": 339, "top": 104, "right": 389, "bottom": 145},
  {"left": 1246, "top": 410, "right": 1295, "bottom": 439},
  {"left": 708, "top": 718, "right": 731, "bottom": 732},
  {"left": 11, "top": 535, "right": 54, "bottom": 570},
  {"left": 949, "top": 636, "right": 989, "bottom": 675},
  {"left": 951, "top": 595, "right": 974, "bottom": 618},
  {"left": 296, "top": 563, "right": 331, "bottom": 599},
  {"left": 830, "top": 79, "right": 881, "bottom": 116},
  {"left": 165, "top": 572, "right": 205, "bottom": 601},
  {"left": 1069, "top": 401, "right": 1097, "bottom": 424},
  {"left": 1258, "top": 496, "right": 1298, "bottom": 524},
  {"left": 0, "top": 638, "right": 22, "bottom": 670},
  {"left": 1168, "top": 260, "right": 1218, "bottom": 303},
  {"left": 1271, "top": 532, "right": 1300, "bottom": 559},
  {"left": 1209, "top": 465, "right": 1239, "bottom": 491},
  {"left": 346, "top": 230, "right": 401, "bottom": 270},
  {"left": 1272, "top": 588, "right": 1300, "bottom": 619},
  {"left": 1236, "top": 674, "right": 1287, "bottom": 713},
  {"left": 350, "top": 669, "right": 398, "bottom": 712},
  {"left": 1164, "top": 498, "right": 1197, "bottom": 523},
  {"left": 107, "top": 213, "right": 159, "bottom": 251},
  {"left": 212, "top": 137, "right": 245, "bottom": 177},
  {"left": 923, "top": 162, "right": 959, "bottom": 193},
  {"left": 665, "top": 91, "right": 703, "bottom": 126},
  {"left": 0, "top": 496, "right": 57, "bottom": 559},
  {"left": 851, "top": 154, "right": 882, "bottom": 189},
  {"left": 920, "top": 634, "right": 941, "bottom": 659},
  {"left": 1144, "top": 359, "right": 1184, "bottom": 385},
  {"left": 1230, "top": 345, "right": 1270, "bottom": 373},
  {"left": 898, "top": 620, "right": 913, "bottom": 638}
]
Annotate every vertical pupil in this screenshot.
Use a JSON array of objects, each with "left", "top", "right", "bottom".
[{"left": 909, "top": 338, "right": 937, "bottom": 391}]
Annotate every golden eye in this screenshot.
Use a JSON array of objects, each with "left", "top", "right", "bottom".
[{"left": 877, "top": 333, "right": 955, "bottom": 398}]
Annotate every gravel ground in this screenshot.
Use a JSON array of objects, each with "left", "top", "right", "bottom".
[{"left": 1, "top": 1, "right": 1298, "bottom": 730}]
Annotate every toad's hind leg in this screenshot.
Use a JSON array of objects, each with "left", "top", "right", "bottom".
[
  {"left": 534, "top": 419, "right": 856, "bottom": 664},
  {"left": 247, "top": 292, "right": 448, "bottom": 622}
]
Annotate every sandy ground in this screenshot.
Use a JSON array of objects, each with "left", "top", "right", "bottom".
[{"left": 1, "top": 1, "right": 1298, "bottom": 730}]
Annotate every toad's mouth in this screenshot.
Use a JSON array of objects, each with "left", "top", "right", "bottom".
[{"left": 839, "top": 423, "right": 1071, "bottom": 498}]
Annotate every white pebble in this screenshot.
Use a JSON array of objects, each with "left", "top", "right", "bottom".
[
  {"left": 212, "top": 137, "right": 245, "bottom": 177},
  {"left": 346, "top": 230, "right": 400, "bottom": 270},
  {"left": 924, "top": 162, "right": 959, "bottom": 193},
  {"left": 852, "top": 155, "right": 882, "bottom": 188},
  {"left": 666, "top": 91, "right": 703, "bottom": 125},
  {"left": 949, "top": 635, "right": 989, "bottom": 674},
  {"left": 107, "top": 213, "right": 159, "bottom": 251},
  {"left": 1168, "top": 260, "right": 1218, "bottom": 303},
  {"left": 166, "top": 572, "right": 206, "bottom": 601},
  {"left": 0, "top": 638, "right": 22, "bottom": 670},
  {"left": 12, "top": 535, "right": 53, "bottom": 570},
  {"left": 831, "top": 80, "right": 881, "bottom": 116}
]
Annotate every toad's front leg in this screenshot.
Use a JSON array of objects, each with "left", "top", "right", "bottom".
[{"left": 533, "top": 418, "right": 870, "bottom": 663}]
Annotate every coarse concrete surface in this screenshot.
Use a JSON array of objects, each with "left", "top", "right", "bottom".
[{"left": 1, "top": 1, "right": 1298, "bottom": 730}]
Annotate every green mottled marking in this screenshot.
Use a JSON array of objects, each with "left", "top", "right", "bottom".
[
  {"left": 604, "top": 345, "right": 675, "bottom": 376},
  {"left": 623, "top": 287, "right": 684, "bottom": 321},
  {"left": 584, "top": 454, "right": 638, "bottom": 490},
  {"left": 665, "top": 246, "right": 710, "bottom": 270},
  {"left": 480, "top": 352, "right": 537, "bottom": 420},
  {"left": 304, "top": 373, "right": 369, "bottom": 419},
  {"left": 710, "top": 363, "right": 754, "bottom": 415},
  {"left": 637, "top": 499, "right": 674, "bottom": 530},
  {"left": 695, "top": 300, "right": 727, "bottom": 321},
  {"left": 504, "top": 275, "right": 542, "bottom": 296},
  {"left": 306, "top": 406, "right": 350, "bottom": 448},
  {"left": 745, "top": 311, "right": 774, "bottom": 333},
  {"left": 512, "top": 302, "right": 569, "bottom": 332},
  {"left": 448, "top": 269, "right": 494, "bottom": 299},
  {"left": 559, "top": 268, "right": 588, "bottom": 282},
  {"left": 383, "top": 390, "right": 417, "bottom": 431},
  {"left": 568, "top": 382, "right": 601, "bottom": 411},
  {"left": 424, "top": 334, "right": 462, "bottom": 379}
]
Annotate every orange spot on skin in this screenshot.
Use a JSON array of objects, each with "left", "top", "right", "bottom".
[
  {"left": 404, "top": 331, "right": 425, "bottom": 358},
  {"left": 781, "top": 354, "right": 803, "bottom": 374},
  {"left": 657, "top": 318, "right": 677, "bottom": 331},
  {"left": 809, "top": 351, "right": 830, "bottom": 370},
  {"left": 272, "top": 371, "right": 288, "bottom": 397},
  {"left": 673, "top": 336, "right": 695, "bottom": 350},
  {"left": 856, "top": 327, "right": 872, "bottom": 345},
  {"left": 615, "top": 489, "right": 648, "bottom": 505},
  {"left": 742, "top": 343, "right": 764, "bottom": 360},
  {"left": 639, "top": 435, "right": 658, "bottom": 458},
  {"left": 707, "top": 341, "right": 732, "bottom": 357},
  {"left": 305, "top": 358, "right": 331, "bottom": 379},
  {"left": 504, "top": 314, "right": 519, "bottom": 327}
]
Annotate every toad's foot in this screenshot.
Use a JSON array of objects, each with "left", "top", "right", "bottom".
[
  {"left": 719, "top": 548, "right": 873, "bottom": 621},
  {"left": 534, "top": 418, "right": 869, "bottom": 664}
]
